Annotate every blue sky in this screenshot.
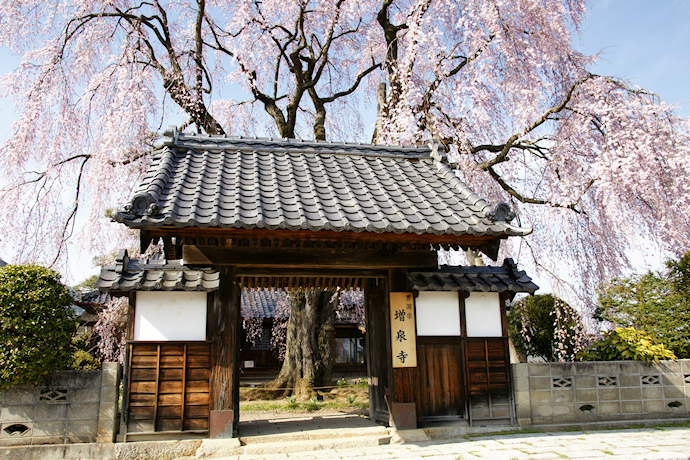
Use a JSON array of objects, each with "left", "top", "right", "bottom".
[
  {"left": 0, "top": 1, "right": 688, "bottom": 282},
  {"left": 578, "top": 0, "right": 690, "bottom": 117}
]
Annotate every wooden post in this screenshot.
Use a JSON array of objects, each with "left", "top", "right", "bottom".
[{"left": 209, "top": 266, "right": 240, "bottom": 438}]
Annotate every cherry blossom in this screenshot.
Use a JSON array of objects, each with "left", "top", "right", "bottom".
[{"left": 0, "top": 0, "right": 686, "bottom": 311}]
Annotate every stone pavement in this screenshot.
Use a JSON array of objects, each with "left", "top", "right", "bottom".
[{"left": 225, "top": 426, "right": 690, "bottom": 459}]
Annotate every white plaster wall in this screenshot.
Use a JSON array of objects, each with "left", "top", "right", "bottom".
[
  {"left": 134, "top": 291, "right": 207, "bottom": 341},
  {"left": 465, "top": 292, "right": 502, "bottom": 337},
  {"left": 415, "top": 291, "right": 461, "bottom": 336}
]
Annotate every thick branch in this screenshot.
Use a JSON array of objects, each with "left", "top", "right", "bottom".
[
  {"left": 480, "top": 74, "right": 595, "bottom": 169},
  {"left": 485, "top": 165, "right": 594, "bottom": 214}
]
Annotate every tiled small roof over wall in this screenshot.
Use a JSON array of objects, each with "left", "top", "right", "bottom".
[
  {"left": 114, "top": 127, "right": 529, "bottom": 239},
  {"left": 408, "top": 259, "right": 539, "bottom": 294},
  {"left": 96, "top": 250, "right": 219, "bottom": 294}
]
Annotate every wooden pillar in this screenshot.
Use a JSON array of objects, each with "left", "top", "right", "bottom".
[
  {"left": 208, "top": 266, "right": 241, "bottom": 437},
  {"left": 500, "top": 291, "right": 517, "bottom": 426}
]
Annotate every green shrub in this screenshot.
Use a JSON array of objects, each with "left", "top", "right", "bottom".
[
  {"left": 0, "top": 265, "right": 77, "bottom": 387},
  {"left": 70, "top": 349, "right": 101, "bottom": 371},
  {"left": 70, "top": 331, "right": 102, "bottom": 370},
  {"left": 596, "top": 251, "right": 690, "bottom": 358},
  {"left": 579, "top": 327, "right": 676, "bottom": 362},
  {"left": 508, "top": 294, "right": 588, "bottom": 362}
]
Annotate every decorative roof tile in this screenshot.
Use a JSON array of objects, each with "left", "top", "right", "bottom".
[
  {"left": 408, "top": 259, "right": 539, "bottom": 294},
  {"left": 114, "top": 127, "right": 530, "bottom": 238}
]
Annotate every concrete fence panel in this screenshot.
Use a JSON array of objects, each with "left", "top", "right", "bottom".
[
  {"left": 513, "top": 360, "right": 690, "bottom": 427},
  {"left": 0, "top": 362, "right": 121, "bottom": 446}
]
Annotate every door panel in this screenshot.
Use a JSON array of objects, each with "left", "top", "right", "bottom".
[
  {"left": 365, "top": 280, "right": 391, "bottom": 424},
  {"left": 126, "top": 342, "right": 211, "bottom": 435},
  {"left": 464, "top": 337, "right": 512, "bottom": 421},
  {"left": 416, "top": 337, "right": 463, "bottom": 418}
]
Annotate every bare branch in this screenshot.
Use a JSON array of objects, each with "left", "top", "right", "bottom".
[{"left": 51, "top": 155, "right": 90, "bottom": 267}]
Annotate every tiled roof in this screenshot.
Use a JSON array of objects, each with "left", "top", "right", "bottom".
[
  {"left": 408, "top": 259, "right": 539, "bottom": 294},
  {"left": 96, "top": 250, "right": 219, "bottom": 293},
  {"left": 113, "top": 127, "right": 529, "bottom": 238},
  {"left": 241, "top": 289, "right": 287, "bottom": 318},
  {"left": 77, "top": 289, "right": 111, "bottom": 305}
]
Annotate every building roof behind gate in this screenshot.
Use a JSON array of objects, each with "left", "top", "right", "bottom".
[{"left": 113, "top": 127, "right": 529, "bottom": 240}]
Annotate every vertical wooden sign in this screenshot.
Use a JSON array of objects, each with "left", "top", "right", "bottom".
[{"left": 390, "top": 292, "right": 417, "bottom": 368}]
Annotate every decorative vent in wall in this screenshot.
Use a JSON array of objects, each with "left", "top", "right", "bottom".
[
  {"left": 39, "top": 388, "right": 68, "bottom": 403},
  {"left": 597, "top": 376, "right": 618, "bottom": 387},
  {"left": 641, "top": 375, "right": 661, "bottom": 385},
  {"left": 552, "top": 377, "right": 573, "bottom": 388},
  {"left": 3, "top": 423, "right": 31, "bottom": 436}
]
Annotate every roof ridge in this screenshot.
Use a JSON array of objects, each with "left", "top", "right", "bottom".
[{"left": 162, "top": 125, "right": 433, "bottom": 158}]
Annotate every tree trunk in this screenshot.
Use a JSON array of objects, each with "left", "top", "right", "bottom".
[{"left": 268, "top": 289, "right": 337, "bottom": 400}]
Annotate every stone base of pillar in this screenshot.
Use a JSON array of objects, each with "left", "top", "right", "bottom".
[
  {"left": 391, "top": 402, "right": 417, "bottom": 430},
  {"left": 209, "top": 410, "right": 234, "bottom": 438}
]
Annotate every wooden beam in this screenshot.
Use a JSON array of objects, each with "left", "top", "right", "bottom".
[
  {"left": 139, "top": 226, "right": 506, "bottom": 247},
  {"left": 236, "top": 267, "right": 387, "bottom": 278},
  {"left": 183, "top": 245, "right": 438, "bottom": 269}
]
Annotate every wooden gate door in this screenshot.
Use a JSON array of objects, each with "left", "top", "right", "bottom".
[
  {"left": 416, "top": 337, "right": 464, "bottom": 419},
  {"left": 465, "top": 337, "right": 512, "bottom": 423},
  {"left": 125, "top": 342, "right": 211, "bottom": 439},
  {"left": 365, "top": 279, "right": 392, "bottom": 424}
]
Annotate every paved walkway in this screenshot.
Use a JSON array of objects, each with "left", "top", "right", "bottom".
[{"left": 229, "top": 425, "right": 690, "bottom": 459}]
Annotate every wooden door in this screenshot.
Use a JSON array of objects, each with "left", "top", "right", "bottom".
[
  {"left": 365, "top": 279, "right": 392, "bottom": 424},
  {"left": 416, "top": 337, "right": 464, "bottom": 419},
  {"left": 125, "top": 342, "right": 211, "bottom": 437},
  {"left": 464, "top": 337, "right": 512, "bottom": 421}
]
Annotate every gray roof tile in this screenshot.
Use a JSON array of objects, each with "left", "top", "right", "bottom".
[
  {"left": 77, "top": 289, "right": 112, "bottom": 305},
  {"left": 241, "top": 288, "right": 288, "bottom": 318},
  {"left": 114, "top": 128, "right": 530, "bottom": 238},
  {"left": 407, "top": 259, "right": 539, "bottom": 294},
  {"left": 96, "top": 250, "right": 219, "bottom": 294}
]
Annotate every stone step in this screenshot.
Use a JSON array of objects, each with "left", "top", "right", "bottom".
[
  {"left": 240, "top": 434, "right": 392, "bottom": 455},
  {"left": 240, "top": 425, "right": 390, "bottom": 445}
]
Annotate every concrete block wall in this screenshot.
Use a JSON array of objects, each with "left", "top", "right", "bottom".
[
  {"left": 0, "top": 362, "right": 121, "bottom": 446},
  {"left": 513, "top": 360, "right": 690, "bottom": 427}
]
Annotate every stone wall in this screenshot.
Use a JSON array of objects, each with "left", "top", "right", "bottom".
[
  {"left": 512, "top": 360, "right": 690, "bottom": 427},
  {"left": 0, "top": 363, "right": 121, "bottom": 446}
]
